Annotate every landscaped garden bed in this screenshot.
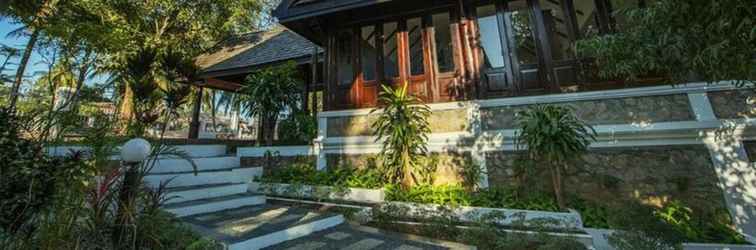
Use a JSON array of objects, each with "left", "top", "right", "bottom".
[{"left": 249, "top": 181, "right": 385, "bottom": 203}]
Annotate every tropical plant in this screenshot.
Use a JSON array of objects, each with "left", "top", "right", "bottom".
[
  {"left": 239, "top": 61, "right": 301, "bottom": 145},
  {"left": 515, "top": 105, "right": 596, "bottom": 210},
  {"left": 371, "top": 81, "right": 431, "bottom": 187},
  {"left": 576, "top": 0, "right": 755, "bottom": 88},
  {"left": 278, "top": 108, "right": 318, "bottom": 145},
  {"left": 0, "top": 44, "right": 19, "bottom": 84},
  {"left": 1, "top": 0, "right": 58, "bottom": 111}
]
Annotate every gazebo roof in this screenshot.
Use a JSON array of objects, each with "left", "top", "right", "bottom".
[{"left": 196, "top": 25, "right": 321, "bottom": 79}]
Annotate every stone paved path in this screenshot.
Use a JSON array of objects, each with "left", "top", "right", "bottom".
[{"left": 263, "top": 224, "right": 474, "bottom": 250}]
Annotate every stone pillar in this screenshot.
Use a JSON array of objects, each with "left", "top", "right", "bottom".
[{"left": 315, "top": 114, "right": 328, "bottom": 170}]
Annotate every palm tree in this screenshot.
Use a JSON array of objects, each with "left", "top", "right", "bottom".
[
  {"left": 515, "top": 105, "right": 596, "bottom": 210},
  {"left": 238, "top": 61, "right": 300, "bottom": 145},
  {"left": 0, "top": 45, "right": 20, "bottom": 82},
  {"left": 1, "top": 0, "right": 59, "bottom": 111}
]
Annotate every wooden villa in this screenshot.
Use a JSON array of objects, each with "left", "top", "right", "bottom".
[{"left": 273, "top": 0, "right": 656, "bottom": 111}]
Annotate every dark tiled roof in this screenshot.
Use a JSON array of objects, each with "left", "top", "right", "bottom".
[{"left": 196, "top": 26, "right": 321, "bottom": 74}]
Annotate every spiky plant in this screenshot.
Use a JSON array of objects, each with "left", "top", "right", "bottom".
[
  {"left": 515, "top": 105, "right": 596, "bottom": 210},
  {"left": 371, "top": 81, "right": 431, "bottom": 187}
]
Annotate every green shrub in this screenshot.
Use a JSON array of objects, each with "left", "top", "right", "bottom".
[
  {"left": 260, "top": 161, "right": 385, "bottom": 189},
  {"left": 278, "top": 110, "right": 317, "bottom": 145},
  {"left": 385, "top": 185, "right": 563, "bottom": 212}
]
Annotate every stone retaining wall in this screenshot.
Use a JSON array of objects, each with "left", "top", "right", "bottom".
[
  {"left": 486, "top": 145, "right": 726, "bottom": 212},
  {"left": 480, "top": 94, "right": 693, "bottom": 130}
]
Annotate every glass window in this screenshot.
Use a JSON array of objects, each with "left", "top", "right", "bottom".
[
  {"left": 476, "top": 5, "right": 506, "bottom": 69},
  {"left": 432, "top": 12, "right": 454, "bottom": 73},
  {"left": 510, "top": 8, "right": 538, "bottom": 65},
  {"left": 539, "top": 0, "right": 574, "bottom": 60},
  {"left": 382, "top": 22, "right": 399, "bottom": 79},
  {"left": 573, "top": 0, "right": 601, "bottom": 37},
  {"left": 336, "top": 30, "right": 353, "bottom": 86},
  {"left": 407, "top": 17, "right": 425, "bottom": 76},
  {"left": 360, "top": 25, "right": 378, "bottom": 81}
]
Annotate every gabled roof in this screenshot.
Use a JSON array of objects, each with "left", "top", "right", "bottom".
[
  {"left": 274, "top": 0, "right": 392, "bottom": 23},
  {"left": 195, "top": 26, "right": 321, "bottom": 77}
]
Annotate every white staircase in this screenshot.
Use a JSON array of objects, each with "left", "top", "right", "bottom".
[{"left": 144, "top": 144, "right": 344, "bottom": 250}]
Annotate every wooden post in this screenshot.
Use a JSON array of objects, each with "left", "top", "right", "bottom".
[
  {"left": 188, "top": 86, "right": 203, "bottom": 139},
  {"left": 308, "top": 46, "right": 319, "bottom": 114}
]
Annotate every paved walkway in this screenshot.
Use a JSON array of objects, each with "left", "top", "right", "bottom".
[{"left": 264, "top": 223, "right": 474, "bottom": 250}]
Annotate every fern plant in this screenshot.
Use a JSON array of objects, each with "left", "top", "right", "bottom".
[
  {"left": 515, "top": 105, "right": 596, "bottom": 210},
  {"left": 371, "top": 81, "right": 431, "bottom": 187}
]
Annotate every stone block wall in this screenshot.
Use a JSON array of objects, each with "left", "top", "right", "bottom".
[
  {"left": 709, "top": 90, "right": 755, "bottom": 119},
  {"left": 326, "top": 108, "right": 469, "bottom": 137},
  {"left": 326, "top": 152, "right": 474, "bottom": 186},
  {"left": 480, "top": 94, "right": 694, "bottom": 130},
  {"left": 486, "top": 145, "right": 726, "bottom": 212}
]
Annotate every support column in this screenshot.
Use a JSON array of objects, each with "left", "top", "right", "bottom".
[{"left": 188, "top": 86, "right": 203, "bottom": 139}]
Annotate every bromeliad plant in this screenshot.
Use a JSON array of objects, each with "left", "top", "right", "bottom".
[
  {"left": 371, "top": 81, "right": 431, "bottom": 188},
  {"left": 515, "top": 105, "right": 596, "bottom": 210}
]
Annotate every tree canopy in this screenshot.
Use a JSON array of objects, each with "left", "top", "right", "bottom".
[{"left": 577, "top": 0, "right": 755, "bottom": 87}]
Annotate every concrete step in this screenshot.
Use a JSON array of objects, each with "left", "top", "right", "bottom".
[
  {"left": 149, "top": 156, "right": 240, "bottom": 174},
  {"left": 172, "top": 145, "right": 227, "bottom": 158},
  {"left": 165, "top": 183, "right": 249, "bottom": 205},
  {"left": 164, "top": 193, "right": 266, "bottom": 217},
  {"left": 182, "top": 204, "right": 344, "bottom": 250},
  {"left": 144, "top": 167, "right": 261, "bottom": 188}
]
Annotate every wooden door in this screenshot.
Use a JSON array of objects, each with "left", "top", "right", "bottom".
[
  {"left": 475, "top": 3, "right": 517, "bottom": 98},
  {"left": 505, "top": 0, "right": 549, "bottom": 95},
  {"left": 431, "top": 10, "right": 463, "bottom": 102},
  {"left": 403, "top": 16, "right": 432, "bottom": 100},
  {"left": 358, "top": 24, "right": 380, "bottom": 107},
  {"left": 329, "top": 28, "right": 359, "bottom": 110}
]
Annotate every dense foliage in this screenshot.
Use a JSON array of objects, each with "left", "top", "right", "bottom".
[
  {"left": 516, "top": 105, "right": 596, "bottom": 209},
  {"left": 0, "top": 108, "right": 214, "bottom": 249},
  {"left": 577, "top": 0, "right": 755, "bottom": 87},
  {"left": 277, "top": 108, "right": 318, "bottom": 145},
  {"left": 258, "top": 159, "right": 384, "bottom": 189},
  {"left": 371, "top": 82, "right": 431, "bottom": 187},
  {"left": 0, "top": 108, "right": 81, "bottom": 234},
  {"left": 239, "top": 61, "right": 302, "bottom": 145}
]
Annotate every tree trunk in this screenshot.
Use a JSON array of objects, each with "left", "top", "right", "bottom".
[
  {"left": 67, "top": 50, "right": 93, "bottom": 108},
  {"left": 119, "top": 84, "right": 135, "bottom": 123},
  {"left": 264, "top": 113, "right": 276, "bottom": 146},
  {"left": 209, "top": 90, "right": 217, "bottom": 132},
  {"left": 256, "top": 114, "right": 264, "bottom": 145},
  {"left": 551, "top": 164, "right": 566, "bottom": 210},
  {"left": 401, "top": 149, "right": 417, "bottom": 187},
  {"left": 8, "top": 28, "right": 40, "bottom": 111}
]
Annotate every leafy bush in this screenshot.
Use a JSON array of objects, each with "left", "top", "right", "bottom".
[
  {"left": 0, "top": 108, "right": 85, "bottom": 235},
  {"left": 385, "top": 184, "right": 473, "bottom": 206},
  {"left": 260, "top": 162, "right": 385, "bottom": 189},
  {"left": 278, "top": 110, "right": 317, "bottom": 145},
  {"left": 516, "top": 105, "right": 596, "bottom": 210},
  {"left": 385, "top": 185, "right": 562, "bottom": 212},
  {"left": 371, "top": 81, "right": 431, "bottom": 187}
]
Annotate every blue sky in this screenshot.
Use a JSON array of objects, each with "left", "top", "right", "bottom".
[{"left": 0, "top": 19, "right": 48, "bottom": 80}]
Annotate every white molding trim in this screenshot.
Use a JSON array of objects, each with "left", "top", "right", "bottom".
[
  {"left": 476, "top": 81, "right": 742, "bottom": 108},
  {"left": 237, "top": 146, "right": 315, "bottom": 157},
  {"left": 317, "top": 81, "right": 745, "bottom": 119},
  {"left": 689, "top": 93, "right": 718, "bottom": 121}
]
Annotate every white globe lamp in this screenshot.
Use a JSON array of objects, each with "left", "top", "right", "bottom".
[{"left": 121, "top": 138, "right": 151, "bottom": 163}]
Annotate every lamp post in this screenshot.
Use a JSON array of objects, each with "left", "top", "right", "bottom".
[{"left": 115, "top": 138, "right": 151, "bottom": 245}]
